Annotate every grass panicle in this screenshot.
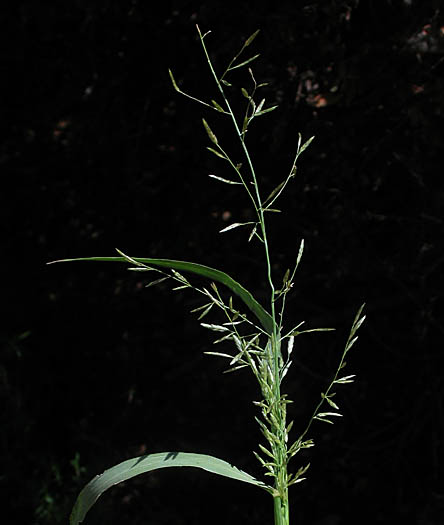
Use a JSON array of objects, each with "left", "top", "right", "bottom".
[{"left": 50, "top": 27, "right": 364, "bottom": 525}]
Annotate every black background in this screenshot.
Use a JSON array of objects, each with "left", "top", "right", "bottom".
[{"left": 2, "top": 1, "right": 444, "bottom": 524}]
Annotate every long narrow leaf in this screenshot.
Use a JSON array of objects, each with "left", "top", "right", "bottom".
[
  {"left": 70, "top": 451, "right": 269, "bottom": 524},
  {"left": 48, "top": 255, "right": 275, "bottom": 334}
]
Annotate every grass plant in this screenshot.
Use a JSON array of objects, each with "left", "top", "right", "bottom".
[{"left": 50, "top": 26, "right": 365, "bottom": 525}]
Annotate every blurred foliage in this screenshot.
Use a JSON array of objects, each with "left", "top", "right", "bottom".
[{"left": 2, "top": 1, "right": 444, "bottom": 523}]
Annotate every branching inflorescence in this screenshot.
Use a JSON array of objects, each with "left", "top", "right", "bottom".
[{"left": 50, "top": 27, "right": 365, "bottom": 525}]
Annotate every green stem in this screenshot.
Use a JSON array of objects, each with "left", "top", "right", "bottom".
[
  {"left": 197, "top": 27, "right": 289, "bottom": 524},
  {"left": 274, "top": 494, "right": 289, "bottom": 525}
]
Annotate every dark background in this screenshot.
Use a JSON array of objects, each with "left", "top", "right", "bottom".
[{"left": 2, "top": 1, "right": 444, "bottom": 524}]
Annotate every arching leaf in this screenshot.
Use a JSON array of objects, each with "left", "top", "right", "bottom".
[
  {"left": 48, "top": 255, "right": 275, "bottom": 334},
  {"left": 70, "top": 451, "right": 269, "bottom": 524}
]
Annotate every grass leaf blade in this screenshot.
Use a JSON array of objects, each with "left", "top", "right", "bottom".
[
  {"left": 70, "top": 452, "right": 269, "bottom": 524},
  {"left": 48, "top": 255, "right": 275, "bottom": 334}
]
